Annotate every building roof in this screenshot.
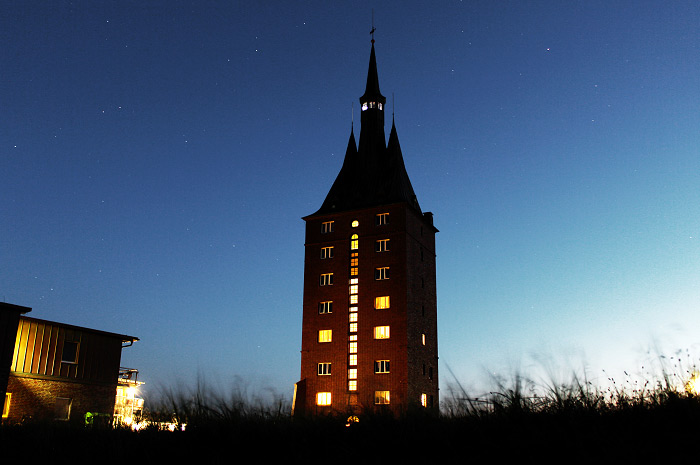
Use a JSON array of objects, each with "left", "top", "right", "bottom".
[
  {"left": 308, "top": 43, "right": 421, "bottom": 218},
  {"left": 20, "top": 315, "right": 139, "bottom": 344}
]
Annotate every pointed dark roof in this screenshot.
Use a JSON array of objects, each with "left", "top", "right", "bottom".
[
  {"left": 360, "top": 43, "right": 384, "bottom": 103},
  {"left": 309, "top": 44, "right": 421, "bottom": 217}
]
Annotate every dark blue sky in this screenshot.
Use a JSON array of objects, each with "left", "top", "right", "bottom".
[{"left": 3, "top": 1, "right": 699, "bottom": 399}]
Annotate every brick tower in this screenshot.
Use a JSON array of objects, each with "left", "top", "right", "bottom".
[{"left": 293, "top": 38, "right": 438, "bottom": 416}]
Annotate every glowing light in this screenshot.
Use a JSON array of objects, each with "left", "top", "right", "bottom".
[{"left": 686, "top": 373, "right": 700, "bottom": 395}]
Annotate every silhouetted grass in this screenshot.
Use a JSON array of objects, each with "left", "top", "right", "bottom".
[{"left": 3, "top": 355, "right": 700, "bottom": 464}]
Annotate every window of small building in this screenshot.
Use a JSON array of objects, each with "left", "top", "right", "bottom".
[{"left": 61, "top": 340, "right": 79, "bottom": 364}]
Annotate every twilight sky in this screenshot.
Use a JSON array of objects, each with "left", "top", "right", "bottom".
[{"left": 2, "top": 1, "right": 699, "bottom": 401}]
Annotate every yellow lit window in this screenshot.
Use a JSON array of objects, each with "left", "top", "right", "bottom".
[
  {"left": 349, "top": 334, "right": 357, "bottom": 341},
  {"left": 374, "top": 296, "right": 390, "bottom": 309},
  {"left": 318, "top": 330, "right": 332, "bottom": 343},
  {"left": 348, "top": 380, "right": 357, "bottom": 391},
  {"left": 350, "top": 267, "right": 358, "bottom": 276},
  {"left": 349, "top": 342, "right": 357, "bottom": 353},
  {"left": 374, "top": 326, "right": 390, "bottom": 339},
  {"left": 321, "top": 221, "right": 334, "bottom": 234},
  {"left": 349, "top": 285, "right": 358, "bottom": 295},
  {"left": 2, "top": 393, "right": 10, "bottom": 418},
  {"left": 349, "top": 322, "right": 357, "bottom": 333},
  {"left": 349, "top": 313, "right": 358, "bottom": 322},
  {"left": 349, "top": 295, "right": 358, "bottom": 304},
  {"left": 317, "top": 392, "right": 332, "bottom": 406},
  {"left": 421, "top": 393, "right": 427, "bottom": 407},
  {"left": 350, "top": 234, "right": 359, "bottom": 250},
  {"left": 348, "top": 368, "right": 357, "bottom": 379},
  {"left": 422, "top": 333, "right": 426, "bottom": 345},
  {"left": 374, "top": 391, "right": 390, "bottom": 405},
  {"left": 349, "top": 306, "right": 358, "bottom": 313},
  {"left": 349, "top": 354, "right": 357, "bottom": 366},
  {"left": 350, "top": 256, "right": 358, "bottom": 267},
  {"left": 351, "top": 220, "right": 359, "bottom": 227}
]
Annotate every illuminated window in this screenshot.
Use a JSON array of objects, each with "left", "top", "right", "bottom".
[
  {"left": 349, "top": 306, "right": 358, "bottom": 313},
  {"left": 350, "top": 234, "right": 359, "bottom": 250},
  {"left": 375, "top": 239, "right": 390, "bottom": 252},
  {"left": 349, "top": 322, "right": 357, "bottom": 333},
  {"left": 378, "top": 103, "right": 383, "bottom": 110},
  {"left": 318, "top": 301, "right": 333, "bottom": 314},
  {"left": 422, "top": 333, "right": 426, "bottom": 345},
  {"left": 349, "top": 354, "right": 357, "bottom": 366},
  {"left": 54, "top": 397, "right": 72, "bottom": 420},
  {"left": 350, "top": 254, "right": 358, "bottom": 267},
  {"left": 375, "top": 267, "right": 390, "bottom": 280},
  {"left": 349, "top": 342, "right": 357, "bottom": 353},
  {"left": 349, "top": 313, "right": 358, "bottom": 322},
  {"left": 374, "top": 326, "right": 390, "bottom": 339},
  {"left": 61, "top": 341, "right": 79, "bottom": 364},
  {"left": 362, "top": 102, "right": 368, "bottom": 111},
  {"left": 320, "top": 273, "right": 333, "bottom": 286},
  {"left": 374, "top": 296, "right": 390, "bottom": 309},
  {"left": 421, "top": 393, "right": 427, "bottom": 407},
  {"left": 316, "top": 392, "right": 332, "bottom": 406},
  {"left": 2, "top": 393, "right": 10, "bottom": 418},
  {"left": 318, "top": 330, "right": 332, "bottom": 343},
  {"left": 349, "top": 334, "right": 357, "bottom": 341},
  {"left": 348, "top": 368, "right": 357, "bottom": 379},
  {"left": 317, "top": 363, "right": 331, "bottom": 375},
  {"left": 349, "top": 285, "right": 358, "bottom": 295},
  {"left": 374, "top": 360, "right": 390, "bottom": 374},
  {"left": 321, "top": 221, "right": 334, "bottom": 234},
  {"left": 376, "top": 213, "right": 389, "bottom": 225},
  {"left": 351, "top": 220, "right": 359, "bottom": 227},
  {"left": 348, "top": 380, "right": 357, "bottom": 391},
  {"left": 320, "top": 246, "right": 334, "bottom": 259},
  {"left": 374, "top": 391, "right": 390, "bottom": 405},
  {"left": 349, "top": 295, "right": 358, "bottom": 304}
]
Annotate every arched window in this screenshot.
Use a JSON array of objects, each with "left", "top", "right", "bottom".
[{"left": 350, "top": 234, "right": 359, "bottom": 250}]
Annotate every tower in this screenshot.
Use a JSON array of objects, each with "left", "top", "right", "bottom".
[{"left": 293, "top": 38, "right": 438, "bottom": 416}]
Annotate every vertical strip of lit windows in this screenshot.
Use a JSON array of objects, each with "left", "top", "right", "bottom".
[{"left": 348, "top": 228, "right": 359, "bottom": 392}]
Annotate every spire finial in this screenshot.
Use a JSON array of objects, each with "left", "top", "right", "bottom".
[{"left": 370, "top": 9, "right": 375, "bottom": 44}]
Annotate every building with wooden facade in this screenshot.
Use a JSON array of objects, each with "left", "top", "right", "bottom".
[
  {"left": 2, "top": 308, "right": 138, "bottom": 424},
  {"left": 293, "top": 37, "right": 439, "bottom": 416}
]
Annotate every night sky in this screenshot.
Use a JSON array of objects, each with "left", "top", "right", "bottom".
[{"left": 3, "top": 1, "right": 699, "bottom": 401}]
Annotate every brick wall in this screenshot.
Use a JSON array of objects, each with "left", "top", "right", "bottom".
[{"left": 5, "top": 374, "right": 116, "bottom": 424}]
